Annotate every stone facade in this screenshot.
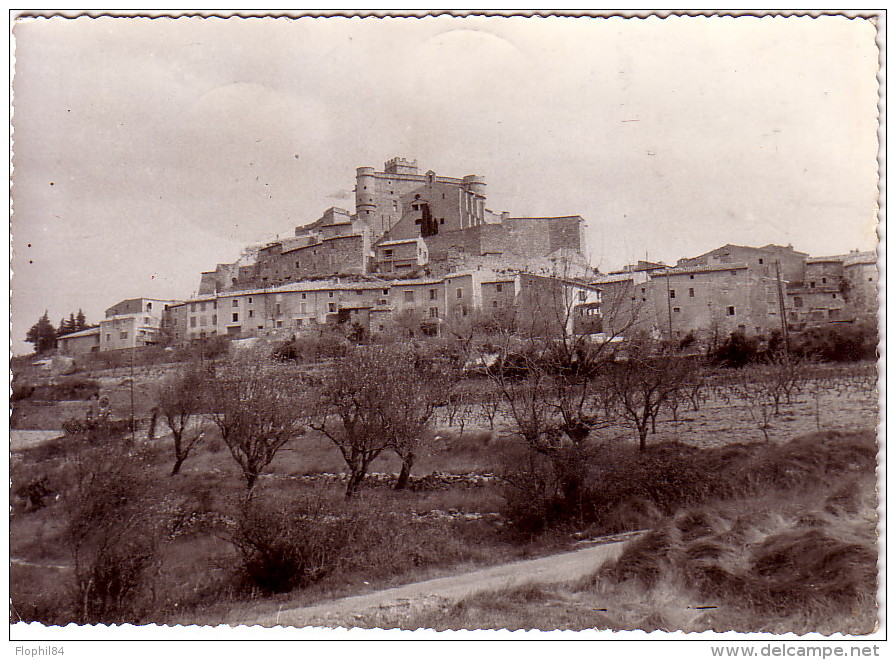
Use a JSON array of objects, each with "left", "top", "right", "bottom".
[
  {"left": 164, "top": 269, "right": 600, "bottom": 342},
  {"left": 56, "top": 327, "right": 101, "bottom": 356},
  {"left": 197, "top": 158, "right": 589, "bottom": 293},
  {"left": 99, "top": 298, "right": 179, "bottom": 351}
]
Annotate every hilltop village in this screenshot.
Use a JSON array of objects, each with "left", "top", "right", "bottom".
[{"left": 55, "top": 157, "right": 878, "bottom": 356}]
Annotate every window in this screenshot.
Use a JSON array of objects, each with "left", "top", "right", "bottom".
[
  {"left": 496, "top": 284, "right": 503, "bottom": 293},
  {"left": 456, "top": 288, "right": 463, "bottom": 299},
  {"left": 357, "top": 290, "right": 364, "bottom": 296},
  {"left": 429, "top": 307, "right": 439, "bottom": 318},
  {"left": 144, "top": 317, "right": 150, "bottom": 324},
  {"left": 669, "top": 289, "right": 676, "bottom": 299},
  {"left": 328, "top": 303, "right": 336, "bottom": 312},
  {"left": 232, "top": 299, "right": 238, "bottom": 307},
  {"left": 300, "top": 303, "right": 307, "bottom": 314},
  {"left": 328, "top": 291, "right": 334, "bottom": 298},
  {"left": 822, "top": 277, "right": 827, "bottom": 284},
  {"left": 275, "top": 304, "right": 281, "bottom": 316},
  {"left": 688, "top": 288, "right": 695, "bottom": 297},
  {"left": 579, "top": 291, "right": 587, "bottom": 301},
  {"left": 726, "top": 306, "right": 736, "bottom": 316},
  {"left": 810, "top": 281, "right": 816, "bottom": 288},
  {"left": 383, "top": 289, "right": 390, "bottom": 295},
  {"left": 232, "top": 313, "right": 239, "bottom": 322},
  {"left": 276, "top": 320, "right": 283, "bottom": 328},
  {"left": 200, "top": 316, "right": 206, "bottom": 326},
  {"left": 429, "top": 289, "right": 437, "bottom": 300},
  {"left": 248, "top": 298, "right": 252, "bottom": 304},
  {"left": 296, "top": 319, "right": 303, "bottom": 327},
  {"left": 120, "top": 331, "right": 128, "bottom": 339},
  {"left": 301, "top": 292, "right": 307, "bottom": 300},
  {"left": 404, "top": 290, "right": 415, "bottom": 302},
  {"left": 832, "top": 293, "right": 837, "bottom": 300},
  {"left": 673, "top": 307, "right": 681, "bottom": 313},
  {"left": 106, "top": 334, "right": 111, "bottom": 341},
  {"left": 492, "top": 300, "right": 498, "bottom": 308},
  {"left": 146, "top": 302, "right": 153, "bottom": 310},
  {"left": 200, "top": 302, "right": 206, "bottom": 312},
  {"left": 384, "top": 249, "right": 393, "bottom": 258},
  {"left": 190, "top": 317, "right": 197, "bottom": 328},
  {"left": 248, "top": 309, "right": 254, "bottom": 318},
  {"left": 213, "top": 301, "right": 217, "bottom": 310},
  {"left": 758, "top": 258, "right": 764, "bottom": 265},
  {"left": 730, "top": 270, "right": 738, "bottom": 275},
  {"left": 794, "top": 296, "right": 803, "bottom": 308},
  {"left": 462, "top": 306, "right": 468, "bottom": 317},
  {"left": 190, "top": 303, "right": 197, "bottom": 312},
  {"left": 212, "top": 315, "right": 217, "bottom": 325}
]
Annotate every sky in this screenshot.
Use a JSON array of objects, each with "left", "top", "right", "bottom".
[{"left": 10, "top": 14, "right": 881, "bottom": 354}]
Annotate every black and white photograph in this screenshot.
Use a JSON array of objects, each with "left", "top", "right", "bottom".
[{"left": 9, "top": 10, "right": 883, "bottom": 643}]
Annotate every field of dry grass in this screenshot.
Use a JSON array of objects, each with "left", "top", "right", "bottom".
[
  {"left": 383, "top": 431, "right": 880, "bottom": 634},
  {"left": 9, "top": 358, "right": 880, "bottom": 629}
]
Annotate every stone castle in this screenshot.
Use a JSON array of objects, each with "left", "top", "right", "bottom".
[
  {"left": 197, "top": 157, "right": 590, "bottom": 294},
  {"left": 53, "top": 157, "right": 878, "bottom": 355}
]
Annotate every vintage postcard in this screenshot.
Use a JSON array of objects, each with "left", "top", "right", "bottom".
[{"left": 8, "top": 10, "right": 884, "bottom": 651}]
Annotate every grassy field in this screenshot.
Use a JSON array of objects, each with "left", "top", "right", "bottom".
[
  {"left": 9, "top": 358, "right": 880, "bottom": 629},
  {"left": 369, "top": 431, "right": 879, "bottom": 634}
]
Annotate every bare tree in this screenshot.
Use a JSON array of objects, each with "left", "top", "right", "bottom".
[
  {"left": 156, "top": 365, "right": 210, "bottom": 475},
  {"left": 603, "top": 349, "right": 695, "bottom": 451},
  {"left": 212, "top": 359, "right": 308, "bottom": 491},
  {"left": 732, "top": 365, "right": 776, "bottom": 443},
  {"left": 310, "top": 345, "right": 441, "bottom": 496}
]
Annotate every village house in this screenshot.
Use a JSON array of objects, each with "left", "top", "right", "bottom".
[
  {"left": 55, "top": 326, "right": 101, "bottom": 356},
  {"left": 98, "top": 298, "right": 180, "bottom": 351}
]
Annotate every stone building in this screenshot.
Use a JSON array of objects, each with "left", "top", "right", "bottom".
[
  {"left": 164, "top": 269, "right": 600, "bottom": 343},
  {"left": 56, "top": 327, "right": 101, "bottom": 356},
  {"left": 842, "top": 250, "right": 879, "bottom": 322},
  {"left": 196, "top": 157, "right": 590, "bottom": 293},
  {"left": 786, "top": 250, "right": 878, "bottom": 328},
  {"left": 99, "top": 298, "right": 180, "bottom": 351},
  {"left": 356, "top": 157, "right": 488, "bottom": 241}
]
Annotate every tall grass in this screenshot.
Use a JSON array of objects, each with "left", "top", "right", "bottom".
[
  {"left": 401, "top": 470, "right": 878, "bottom": 633},
  {"left": 500, "top": 430, "right": 877, "bottom": 536}
]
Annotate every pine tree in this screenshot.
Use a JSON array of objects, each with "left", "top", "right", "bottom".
[
  {"left": 26, "top": 311, "right": 57, "bottom": 354},
  {"left": 76, "top": 309, "right": 87, "bottom": 331}
]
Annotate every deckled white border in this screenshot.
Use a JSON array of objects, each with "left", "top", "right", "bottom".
[{"left": 6, "top": 5, "right": 887, "bottom": 653}]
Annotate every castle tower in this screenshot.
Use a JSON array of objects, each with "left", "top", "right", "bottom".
[
  {"left": 462, "top": 175, "right": 487, "bottom": 228},
  {"left": 355, "top": 166, "right": 377, "bottom": 223}
]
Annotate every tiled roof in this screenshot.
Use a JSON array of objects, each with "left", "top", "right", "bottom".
[
  {"left": 56, "top": 327, "right": 100, "bottom": 339},
  {"left": 650, "top": 262, "right": 749, "bottom": 276}
]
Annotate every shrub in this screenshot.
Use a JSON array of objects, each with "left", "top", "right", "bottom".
[
  {"left": 711, "top": 331, "right": 760, "bottom": 367},
  {"left": 61, "top": 437, "right": 168, "bottom": 623},
  {"left": 230, "top": 493, "right": 355, "bottom": 595},
  {"left": 499, "top": 430, "right": 877, "bottom": 536},
  {"left": 792, "top": 323, "right": 878, "bottom": 362},
  {"left": 32, "top": 376, "right": 100, "bottom": 401}
]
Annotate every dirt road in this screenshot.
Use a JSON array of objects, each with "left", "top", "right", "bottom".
[{"left": 245, "top": 534, "right": 639, "bottom": 629}]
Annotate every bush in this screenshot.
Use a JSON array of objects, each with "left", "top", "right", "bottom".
[
  {"left": 32, "top": 376, "right": 100, "bottom": 401},
  {"left": 711, "top": 331, "right": 760, "bottom": 367},
  {"left": 230, "top": 493, "right": 353, "bottom": 594},
  {"left": 499, "top": 430, "right": 877, "bottom": 536},
  {"left": 61, "top": 438, "right": 168, "bottom": 623},
  {"left": 792, "top": 323, "right": 878, "bottom": 362}
]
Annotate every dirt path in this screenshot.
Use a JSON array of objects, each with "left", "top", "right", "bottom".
[{"left": 244, "top": 534, "right": 640, "bottom": 629}]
